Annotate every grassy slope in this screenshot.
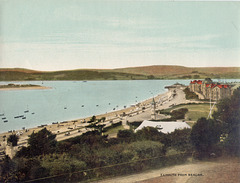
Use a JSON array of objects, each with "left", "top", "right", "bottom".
[
  {"left": 114, "top": 65, "right": 240, "bottom": 79},
  {"left": 0, "top": 65, "right": 239, "bottom": 81},
  {"left": 0, "top": 69, "right": 148, "bottom": 81},
  {"left": 161, "top": 103, "right": 217, "bottom": 122}
]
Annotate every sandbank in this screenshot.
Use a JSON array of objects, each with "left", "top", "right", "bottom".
[{"left": 0, "top": 86, "right": 51, "bottom": 91}]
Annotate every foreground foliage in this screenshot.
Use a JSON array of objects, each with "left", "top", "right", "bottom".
[{"left": 0, "top": 127, "right": 191, "bottom": 182}]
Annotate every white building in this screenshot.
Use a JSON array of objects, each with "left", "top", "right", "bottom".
[{"left": 135, "top": 120, "right": 191, "bottom": 134}]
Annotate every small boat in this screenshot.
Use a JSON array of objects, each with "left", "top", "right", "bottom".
[
  {"left": 4, "top": 120, "right": 8, "bottom": 123},
  {"left": 96, "top": 105, "right": 99, "bottom": 107},
  {"left": 0, "top": 114, "right": 4, "bottom": 116},
  {"left": 24, "top": 110, "right": 29, "bottom": 113},
  {"left": 64, "top": 107, "right": 67, "bottom": 109},
  {"left": 19, "top": 115, "right": 24, "bottom": 117},
  {"left": 2, "top": 117, "right": 6, "bottom": 120},
  {"left": 109, "top": 103, "right": 111, "bottom": 105},
  {"left": 81, "top": 105, "right": 84, "bottom": 107},
  {"left": 22, "top": 117, "right": 26, "bottom": 119},
  {"left": 32, "top": 112, "right": 35, "bottom": 115},
  {"left": 113, "top": 108, "right": 115, "bottom": 110},
  {"left": 14, "top": 116, "right": 20, "bottom": 118}
]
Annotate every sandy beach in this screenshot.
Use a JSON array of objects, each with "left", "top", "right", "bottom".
[
  {"left": 0, "top": 86, "right": 51, "bottom": 91},
  {"left": 0, "top": 86, "right": 197, "bottom": 153}
]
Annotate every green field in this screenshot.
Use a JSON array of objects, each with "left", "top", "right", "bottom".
[
  {"left": 161, "top": 103, "right": 217, "bottom": 122},
  {"left": 103, "top": 125, "right": 125, "bottom": 135}
]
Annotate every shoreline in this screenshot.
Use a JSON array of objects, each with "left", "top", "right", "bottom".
[
  {"left": 0, "top": 86, "right": 203, "bottom": 151},
  {"left": 0, "top": 90, "right": 172, "bottom": 148}
]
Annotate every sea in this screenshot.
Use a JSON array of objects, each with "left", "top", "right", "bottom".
[{"left": 0, "top": 79, "right": 239, "bottom": 133}]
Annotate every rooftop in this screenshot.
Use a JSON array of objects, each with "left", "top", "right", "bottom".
[{"left": 135, "top": 120, "right": 191, "bottom": 134}]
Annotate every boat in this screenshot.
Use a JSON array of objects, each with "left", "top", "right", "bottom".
[
  {"left": 4, "top": 120, "right": 8, "bottom": 123},
  {"left": 2, "top": 117, "right": 6, "bottom": 120},
  {"left": 81, "top": 105, "right": 84, "bottom": 107},
  {"left": 0, "top": 114, "right": 4, "bottom": 116},
  {"left": 64, "top": 107, "right": 67, "bottom": 109},
  {"left": 22, "top": 117, "right": 26, "bottom": 119},
  {"left": 24, "top": 110, "right": 29, "bottom": 113},
  {"left": 32, "top": 112, "right": 35, "bottom": 114}
]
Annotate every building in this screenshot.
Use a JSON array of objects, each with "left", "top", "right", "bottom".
[
  {"left": 135, "top": 120, "right": 191, "bottom": 134},
  {"left": 165, "top": 83, "right": 186, "bottom": 91},
  {"left": 189, "top": 78, "right": 232, "bottom": 101}
]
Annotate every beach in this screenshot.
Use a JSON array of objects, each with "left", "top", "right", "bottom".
[
  {"left": 0, "top": 86, "right": 51, "bottom": 91},
  {"left": 0, "top": 86, "right": 194, "bottom": 152}
]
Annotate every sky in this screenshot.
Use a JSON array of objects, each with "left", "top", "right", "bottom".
[{"left": 0, "top": 0, "right": 239, "bottom": 71}]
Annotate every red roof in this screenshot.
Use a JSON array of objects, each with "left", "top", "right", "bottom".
[
  {"left": 223, "top": 85, "right": 230, "bottom": 88},
  {"left": 211, "top": 84, "right": 217, "bottom": 88},
  {"left": 192, "top": 81, "right": 230, "bottom": 89},
  {"left": 190, "top": 80, "right": 202, "bottom": 84}
]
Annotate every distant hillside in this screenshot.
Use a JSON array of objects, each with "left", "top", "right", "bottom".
[
  {"left": 0, "top": 66, "right": 239, "bottom": 81},
  {"left": 0, "top": 69, "right": 148, "bottom": 81},
  {"left": 113, "top": 65, "right": 240, "bottom": 79}
]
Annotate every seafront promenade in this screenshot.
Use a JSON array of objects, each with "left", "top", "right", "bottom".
[{"left": 0, "top": 86, "right": 198, "bottom": 156}]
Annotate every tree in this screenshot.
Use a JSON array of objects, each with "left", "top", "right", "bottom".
[
  {"left": 117, "top": 130, "right": 135, "bottom": 143},
  {"left": 28, "top": 128, "right": 57, "bottom": 156},
  {"left": 7, "top": 134, "right": 19, "bottom": 146},
  {"left": 190, "top": 118, "right": 221, "bottom": 159},
  {"left": 135, "top": 127, "right": 165, "bottom": 141},
  {"left": 212, "top": 88, "right": 240, "bottom": 155},
  {"left": 17, "top": 128, "right": 57, "bottom": 157},
  {"left": 89, "top": 115, "right": 96, "bottom": 123},
  {"left": 168, "top": 128, "right": 192, "bottom": 152},
  {"left": 87, "top": 122, "right": 106, "bottom": 135}
]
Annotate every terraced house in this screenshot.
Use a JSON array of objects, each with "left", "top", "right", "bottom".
[{"left": 189, "top": 78, "right": 232, "bottom": 101}]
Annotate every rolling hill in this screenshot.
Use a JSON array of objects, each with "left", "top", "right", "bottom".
[{"left": 0, "top": 65, "right": 239, "bottom": 81}]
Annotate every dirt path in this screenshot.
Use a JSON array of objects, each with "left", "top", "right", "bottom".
[{"left": 96, "top": 157, "right": 240, "bottom": 183}]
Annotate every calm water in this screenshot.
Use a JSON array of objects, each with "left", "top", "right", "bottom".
[{"left": 0, "top": 79, "right": 239, "bottom": 133}]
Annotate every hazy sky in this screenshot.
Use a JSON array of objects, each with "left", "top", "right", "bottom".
[{"left": 0, "top": 0, "right": 239, "bottom": 71}]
